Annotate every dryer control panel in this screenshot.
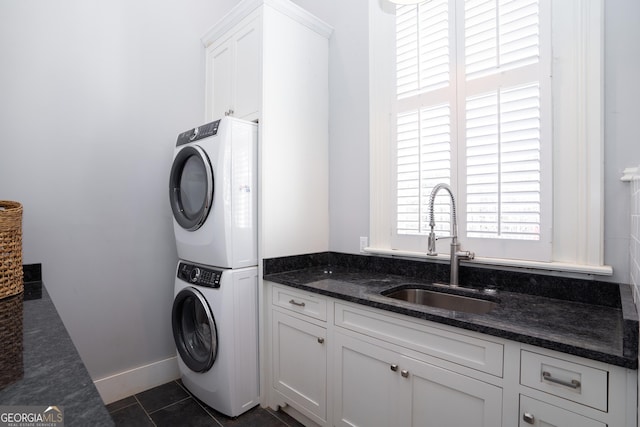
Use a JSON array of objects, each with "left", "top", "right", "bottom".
[
  {"left": 176, "top": 119, "right": 221, "bottom": 147},
  {"left": 177, "top": 262, "right": 222, "bottom": 288}
]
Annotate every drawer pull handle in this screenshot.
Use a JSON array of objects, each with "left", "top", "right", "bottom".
[
  {"left": 542, "top": 371, "right": 581, "bottom": 389},
  {"left": 401, "top": 369, "right": 409, "bottom": 378},
  {"left": 390, "top": 364, "right": 398, "bottom": 372},
  {"left": 317, "top": 337, "right": 325, "bottom": 344},
  {"left": 289, "top": 299, "right": 306, "bottom": 307},
  {"left": 523, "top": 412, "right": 535, "bottom": 424}
]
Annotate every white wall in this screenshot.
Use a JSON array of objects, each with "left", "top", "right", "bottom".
[
  {"left": 603, "top": 0, "right": 640, "bottom": 283},
  {"left": 0, "top": 0, "right": 235, "bottom": 383},
  {"left": 291, "top": 0, "right": 371, "bottom": 255}
]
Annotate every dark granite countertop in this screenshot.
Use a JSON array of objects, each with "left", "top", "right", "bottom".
[
  {"left": 0, "top": 283, "right": 114, "bottom": 426},
  {"left": 264, "top": 253, "right": 639, "bottom": 369}
]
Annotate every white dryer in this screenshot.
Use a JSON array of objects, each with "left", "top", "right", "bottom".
[
  {"left": 172, "top": 261, "right": 259, "bottom": 417},
  {"left": 169, "top": 117, "right": 257, "bottom": 268}
]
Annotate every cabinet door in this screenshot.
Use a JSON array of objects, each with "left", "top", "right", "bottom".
[
  {"left": 334, "top": 332, "right": 405, "bottom": 427},
  {"left": 232, "top": 20, "right": 260, "bottom": 121},
  {"left": 206, "top": 39, "right": 233, "bottom": 121},
  {"left": 519, "top": 395, "right": 605, "bottom": 427},
  {"left": 272, "top": 310, "right": 327, "bottom": 423},
  {"left": 206, "top": 16, "right": 260, "bottom": 122},
  {"left": 400, "top": 355, "right": 503, "bottom": 427}
]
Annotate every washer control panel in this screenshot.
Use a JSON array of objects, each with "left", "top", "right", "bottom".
[{"left": 177, "top": 262, "right": 222, "bottom": 288}]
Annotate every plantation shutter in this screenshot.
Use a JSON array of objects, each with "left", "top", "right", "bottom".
[
  {"left": 396, "top": 0, "right": 450, "bottom": 99},
  {"left": 393, "top": 0, "right": 549, "bottom": 259}
]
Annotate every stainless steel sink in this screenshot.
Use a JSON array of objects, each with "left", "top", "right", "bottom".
[{"left": 382, "top": 287, "right": 497, "bottom": 314}]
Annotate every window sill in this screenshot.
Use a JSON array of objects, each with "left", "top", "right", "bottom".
[{"left": 364, "top": 247, "right": 613, "bottom": 277}]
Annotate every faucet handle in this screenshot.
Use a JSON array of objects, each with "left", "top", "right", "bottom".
[{"left": 456, "top": 250, "right": 474, "bottom": 260}]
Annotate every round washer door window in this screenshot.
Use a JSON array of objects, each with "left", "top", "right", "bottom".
[
  {"left": 169, "top": 145, "right": 213, "bottom": 231},
  {"left": 172, "top": 287, "right": 218, "bottom": 373}
]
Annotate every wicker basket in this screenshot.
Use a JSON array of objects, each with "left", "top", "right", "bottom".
[
  {"left": 0, "top": 201, "right": 23, "bottom": 300},
  {"left": 0, "top": 292, "right": 23, "bottom": 389}
]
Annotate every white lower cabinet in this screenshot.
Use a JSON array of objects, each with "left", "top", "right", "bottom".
[
  {"left": 272, "top": 309, "right": 327, "bottom": 425},
  {"left": 265, "top": 282, "right": 636, "bottom": 427},
  {"left": 333, "top": 332, "right": 502, "bottom": 427},
  {"left": 401, "top": 354, "right": 502, "bottom": 427},
  {"left": 519, "top": 395, "right": 605, "bottom": 427},
  {"left": 333, "top": 332, "right": 404, "bottom": 427}
]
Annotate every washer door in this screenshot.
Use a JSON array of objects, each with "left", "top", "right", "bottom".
[
  {"left": 172, "top": 287, "right": 218, "bottom": 373},
  {"left": 169, "top": 145, "right": 213, "bottom": 231}
]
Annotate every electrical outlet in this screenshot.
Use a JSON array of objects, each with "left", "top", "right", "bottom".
[{"left": 359, "top": 236, "right": 368, "bottom": 253}]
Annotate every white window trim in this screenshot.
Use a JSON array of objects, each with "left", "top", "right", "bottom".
[{"left": 368, "top": 0, "right": 612, "bottom": 276}]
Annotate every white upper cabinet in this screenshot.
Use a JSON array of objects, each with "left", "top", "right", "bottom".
[{"left": 205, "top": 12, "right": 260, "bottom": 122}]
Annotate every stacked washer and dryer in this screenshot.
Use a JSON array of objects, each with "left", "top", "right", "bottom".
[{"left": 169, "top": 117, "right": 259, "bottom": 417}]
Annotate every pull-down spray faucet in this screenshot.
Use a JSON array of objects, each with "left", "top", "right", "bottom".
[{"left": 427, "top": 183, "right": 474, "bottom": 286}]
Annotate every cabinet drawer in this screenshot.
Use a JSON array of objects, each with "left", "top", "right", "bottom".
[
  {"left": 272, "top": 285, "right": 327, "bottom": 321},
  {"left": 334, "top": 303, "right": 504, "bottom": 376},
  {"left": 519, "top": 395, "right": 606, "bottom": 427},
  {"left": 520, "top": 350, "right": 608, "bottom": 412}
]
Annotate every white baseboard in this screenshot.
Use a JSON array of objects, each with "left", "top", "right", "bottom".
[{"left": 94, "top": 356, "right": 180, "bottom": 404}]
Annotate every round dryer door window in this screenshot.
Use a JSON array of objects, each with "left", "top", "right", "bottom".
[
  {"left": 169, "top": 145, "right": 213, "bottom": 231},
  {"left": 172, "top": 287, "right": 218, "bottom": 372}
]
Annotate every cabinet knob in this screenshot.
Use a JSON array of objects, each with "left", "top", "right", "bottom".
[
  {"left": 401, "top": 369, "right": 409, "bottom": 378},
  {"left": 317, "top": 337, "right": 324, "bottom": 344},
  {"left": 523, "top": 412, "right": 535, "bottom": 424},
  {"left": 390, "top": 364, "right": 398, "bottom": 372}
]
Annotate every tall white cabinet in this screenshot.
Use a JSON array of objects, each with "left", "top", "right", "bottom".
[
  {"left": 202, "top": 1, "right": 331, "bottom": 421},
  {"left": 202, "top": 0, "right": 332, "bottom": 260}
]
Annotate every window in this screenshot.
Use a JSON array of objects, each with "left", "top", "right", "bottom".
[
  {"left": 391, "top": 0, "right": 551, "bottom": 261},
  {"left": 369, "top": 0, "right": 608, "bottom": 273}
]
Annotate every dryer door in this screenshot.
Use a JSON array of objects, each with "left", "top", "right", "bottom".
[
  {"left": 172, "top": 286, "right": 218, "bottom": 373},
  {"left": 169, "top": 145, "right": 213, "bottom": 231}
]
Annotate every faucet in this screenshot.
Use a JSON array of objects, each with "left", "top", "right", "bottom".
[{"left": 427, "top": 183, "right": 474, "bottom": 286}]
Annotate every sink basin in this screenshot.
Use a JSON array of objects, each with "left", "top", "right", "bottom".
[{"left": 382, "top": 287, "right": 497, "bottom": 314}]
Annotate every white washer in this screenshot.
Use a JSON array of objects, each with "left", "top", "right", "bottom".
[
  {"left": 172, "top": 261, "right": 259, "bottom": 417},
  {"left": 169, "top": 117, "right": 257, "bottom": 269}
]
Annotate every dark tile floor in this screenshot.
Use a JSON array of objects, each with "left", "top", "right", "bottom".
[{"left": 106, "top": 380, "right": 304, "bottom": 427}]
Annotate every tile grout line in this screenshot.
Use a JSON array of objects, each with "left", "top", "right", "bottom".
[
  {"left": 106, "top": 399, "right": 139, "bottom": 415},
  {"left": 186, "top": 393, "right": 225, "bottom": 426},
  {"left": 145, "top": 395, "right": 192, "bottom": 416},
  {"left": 172, "top": 380, "right": 223, "bottom": 427},
  {"left": 176, "top": 378, "right": 292, "bottom": 427},
  {"left": 267, "top": 408, "right": 296, "bottom": 427},
  {"left": 133, "top": 394, "right": 157, "bottom": 427}
]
